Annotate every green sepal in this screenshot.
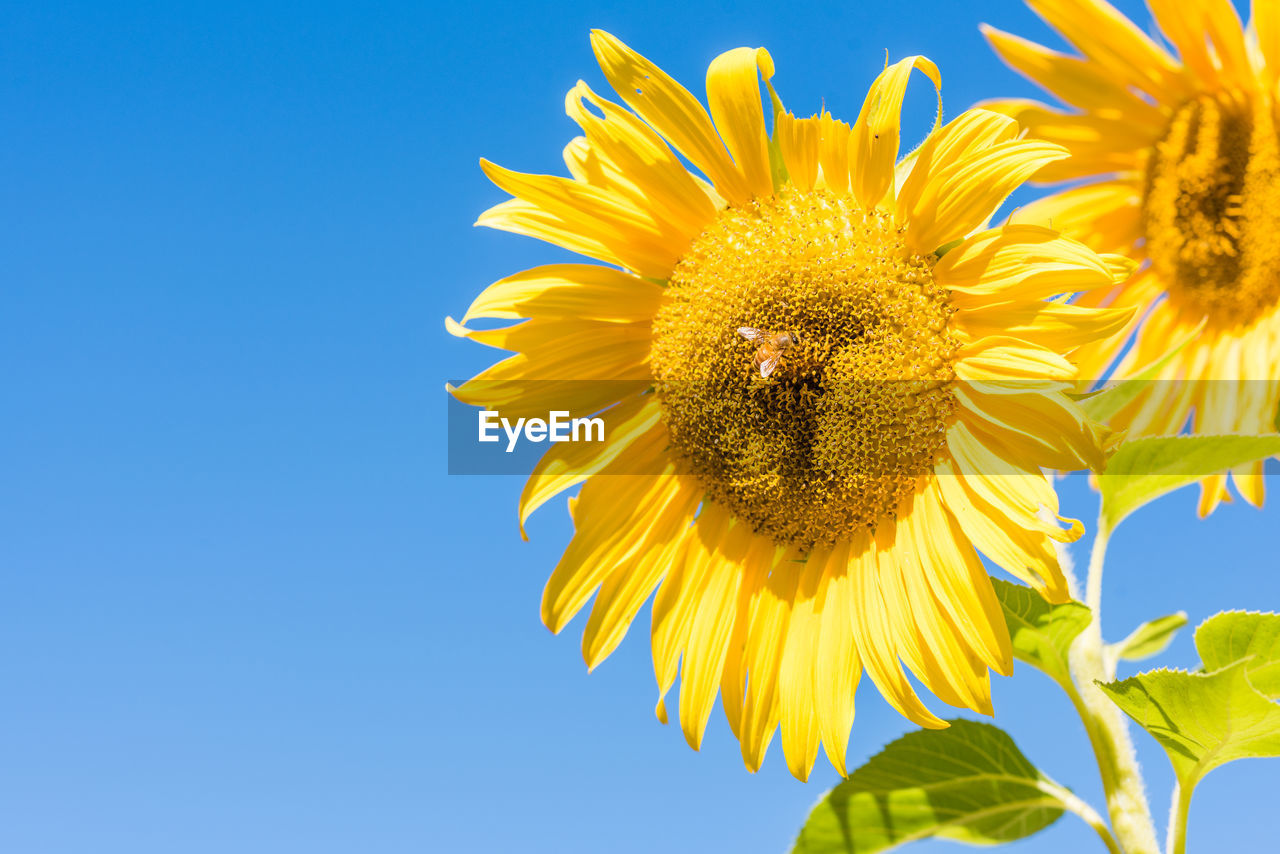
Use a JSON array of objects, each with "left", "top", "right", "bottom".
[
  {"left": 933, "top": 237, "right": 964, "bottom": 258},
  {"left": 764, "top": 75, "right": 790, "bottom": 193}
]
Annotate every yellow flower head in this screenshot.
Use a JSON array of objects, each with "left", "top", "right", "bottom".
[
  {"left": 984, "top": 0, "right": 1280, "bottom": 515},
  {"left": 449, "top": 32, "right": 1130, "bottom": 780}
]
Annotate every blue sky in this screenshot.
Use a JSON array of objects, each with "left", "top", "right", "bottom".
[{"left": 2, "top": 1, "right": 1276, "bottom": 852}]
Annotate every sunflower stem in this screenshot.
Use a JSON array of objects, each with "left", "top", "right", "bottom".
[
  {"left": 1038, "top": 777, "right": 1125, "bottom": 854},
  {"left": 1068, "top": 519, "right": 1161, "bottom": 854},
  {"left": 1166, "top": 780, "right": 1192, "bottom": 854}
]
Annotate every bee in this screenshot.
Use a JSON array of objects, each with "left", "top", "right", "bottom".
[{"left": 738, "top": 327, "right": 802, "bottom": 378}]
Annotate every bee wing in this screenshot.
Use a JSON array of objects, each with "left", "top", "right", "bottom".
[
  {"left": 758, "top": 352, "right": 782, "bottom": 378},
  {"left": 738, "top": 326, "right": 765, "bottom": 342}
]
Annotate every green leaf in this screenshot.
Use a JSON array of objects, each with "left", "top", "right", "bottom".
[
  {"left": 1110, "top": 612, "right": 1188, "bottom": 663},
  {"left": 1098, "top": 662, "right": 1280, "bottom": 786},
  {"left": 992, "top": 578, "right": 1091, "bottom": 688},
  {"left": 1099, "top": 611, "right": 1280, "bottom": 795},
  {"left": 1074, "top": 320, "right": 1203, "bottom": 423},
  {"left": 1196, "top": 611, "right": 1280, "bottom": 699},
  {"left": 791, "top": 720, "right": 1065, "bottom": 854},
  {"left": 1098, "top": 435, "right": 1280, "bottom": 529}
]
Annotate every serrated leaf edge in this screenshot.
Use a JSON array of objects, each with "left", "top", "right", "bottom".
[{"left": 1098, "top": 659, "right": 1278, "bottom": 786}]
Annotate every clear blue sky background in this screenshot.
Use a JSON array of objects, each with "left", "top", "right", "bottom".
[{"left": 3, "top": 1, "right": 1276, "bottom": 852}]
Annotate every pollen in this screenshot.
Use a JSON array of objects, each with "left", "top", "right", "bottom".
[
  {"left": 649, "top": 188, "right": 958, "bottom": 549},
  {"left": 1143, "top": 92, "right": 1280, "bottom": 325}
]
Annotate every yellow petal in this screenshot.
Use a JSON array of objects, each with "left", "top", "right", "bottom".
[
  {"left": 518, "top": 395, "right": 663, "bottom": 538},
  {"left": 564, "top": 82, "right": 719, "bottom": 240},
  {"left": 935, "top": 450, "right": 1071, "bottom": 602},
  {"left": 938, "top": 225, "right": 1122, "bottom": 302},
  {"left": 775, "top": 112, "right": 821, "bottom": 192},
  {"left": 706, "top": 47, "right": 776, "bottom": 199},
  {"left": 1258, "top": 0, "right": 1280, "bottom": 88},
  {"left": 870, "top": 521, "right": 956, "bottom": 708},
  {"left": 542, "top": 466, "right": 696, "bottom": 634},
  {"left": 955, "top": 336, "right": 1077, "bottom": 382},
  {"left": 816, "top": 112, "right": 851, "bottom": 195},
  {"left": 1233, "top": 463, "right": 1267, "bottom": 508},
  {"left": 905, "top": 141, "right": 1069, "bottom": 252},
  {"left": 1021, "top": 0, "right": 1189, "bottom": 101},
  {"left": 850, "top": 55, "right": 941, "bottom": 209},
  {"left": 582, "top": 481, "right": 701, "bottom": 669},
  {"left": 445, "top": 314, "right": 649, "bottom": 359},
  {"left": 947, "top": 423, "right": 1081, "bottom": 545},
  {"left": 1007, "top": 180, "right": 1143, "bottom": 256},
  {"left": 445, "top": 317, "right": 650, "bottom": 421},
  {"left": 590, "top": 30, "right": 750, "bottom": 205},
  {"left": 888, "top": 520, "right": 993, "bottom": 714},
  {"left": 898, "top": 109, "right": 1019, "bottom": 221},
  {"left": 954, "top": 381, "right": 1108, "bottom": 473},
  {"left": 849, "top": 533, "right": 948, "bottom": 729},
  {"left": 650, "top": 527, "right": 702, "bottom": 722},
  {"left": 981, "top": 25, "right": 1171, "bottom": 121},
  {"left": 678, "top": 510, "right": 747, "bottom": 750},
  {"left": 954, "top": 300, "right": 1135, "bottom": 354},
  {"left": 719, "top": 536, "right": 777, "bottom": 745},
  {"left": 1198, "top": 473, "right": 1232, "bottom": 517},
  {"left": 462, "top": 264, "right": 664, "bottom": 324},
  {"left": 476, "top": 198, "right": 633, "bottom": 272},
  {"left": 908, "top": 481, "right": 1013, "bottom": 675},
  {"left": 738, "top": 544, "right": 796, "bottom": 772},
  {"left": 778, "top": 549, "right": 828, "bottom": 780},
  {"left": 811, "top": 539, "right": 859, "bottom": 776},
  {"left": 986, "top": 100, "right": 1155, "bottom": 172},
  {"left": 1106, "top": 301, "right": 1203, "bottom": 436},
  {"left": 1149, "top": 0, "right": 1252, "bottom": 91},
  {"left": 1199, "top": 0, "right": 1255, "bottom": 90},
  {"left": 1056, "top": 273, "right": 1162, "bottom": 386},
  {"left": 479, "top": 159, "right": 682, "bottom": 278},
  {"left": 1030, "top": 150, "right": 1142, "bottom": 184}
]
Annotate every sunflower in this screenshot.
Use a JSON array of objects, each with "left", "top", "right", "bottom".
[
  {"left": 983, "top": 0, "right": 1280, "bottom": 515},
  {"left": 449, "top": 31, "right": 1131, "bottom": 780}
]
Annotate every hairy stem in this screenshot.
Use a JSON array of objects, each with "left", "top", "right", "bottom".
[
  {"left": 1067, "top": 520, "right": 1161, "bottom": 854},
  {"left": 1038, "top": 778, "right": 1125, "bottom": 854},
  {"left": 1167, "top": 780, "right": 1192, "bottom": 854}
]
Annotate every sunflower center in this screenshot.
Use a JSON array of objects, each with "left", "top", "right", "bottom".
[
  {"left": 649, "top": 188, "right": 959, "bottom": 549},
  {"left": 1143, "top": 93, "right": 1280, "bottom": 324}
]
